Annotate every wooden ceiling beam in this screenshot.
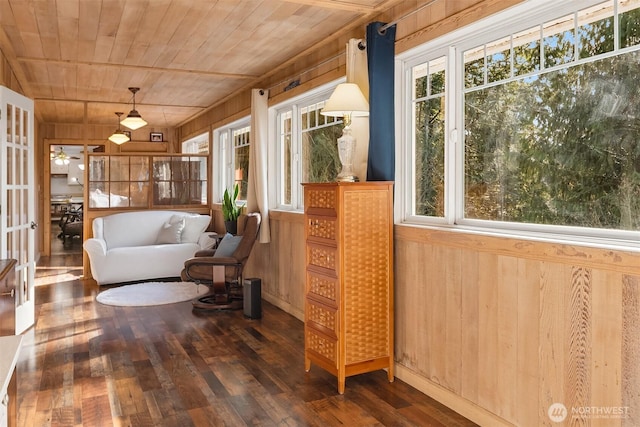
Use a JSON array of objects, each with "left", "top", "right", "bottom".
[
  {"left": 279, "top": 0, "right": 378, "bottom": 13},
  {"left": 280, "top": 0, "right": 407, "bottom": 13},
  {"left": 35, "top": 97, "right": 207, "bottom": 109},
  {"left": 16, "top": 56, "right": 259, "bottom": 80}
]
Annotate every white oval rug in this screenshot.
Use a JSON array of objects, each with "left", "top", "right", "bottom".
[{"left": 96, "top": 281, "right": 204, "bottom": 307}]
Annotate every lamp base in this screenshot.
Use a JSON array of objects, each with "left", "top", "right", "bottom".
[
  {"left": 336, "top": 126, "right": 359, "bottom": 183},
  {"left": 336, "top": 174, "right": 359, "bottom": 182}
]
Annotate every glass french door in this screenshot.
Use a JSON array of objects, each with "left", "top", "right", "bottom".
[{"left": 0, "top": 86, "right": 35, "bottom": 334}]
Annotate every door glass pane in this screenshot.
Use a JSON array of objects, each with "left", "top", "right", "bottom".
[
  {"left": 20, "top": 228, "right": 27, "bottom": 264},
  {"left": 6, "top": 146, "right": 12, "bottom": 185},
  {"left": 14, "top": 146, "right": 21, "bottom": 186},
  {"left": 21, "top": 188, "right": 27, "bottom": 224},
  {"left": 14, "top": 107, "right": 21, "bottom": 146},
  {"left": 22, "top": 109, "right": 28, "bottom": 145},
  {"left": 6, "top": 189, "right": 13, "bottom": 227},
  {"left": 5, "top": 104, "right": 12, "bottom": 143},
  {"left": 6, "top": 232, "right": 12, "bottom": 259}
]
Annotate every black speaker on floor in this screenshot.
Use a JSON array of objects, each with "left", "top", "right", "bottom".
[{"left": 243, "top": 278, "right": 262, "bottom": 319}]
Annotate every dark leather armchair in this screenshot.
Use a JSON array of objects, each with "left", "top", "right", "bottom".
[{"left": 181, "top": 212, "right": 261, "bottom": 310}]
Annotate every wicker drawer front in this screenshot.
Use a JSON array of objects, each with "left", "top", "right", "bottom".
[
  {"left": 307, "top": 244, "right": 337, "bottom": 271},
  {"left": 308, "top": 217, "right": 336, "bottom": 241},
  {"left": 306, "top": 189, "right": 337, "bottom": 210},
  {"left": 307, "top": 299, "right": 338, "bottom": 336},
  {"left": 307, "top": 272, "right": 338, "bottom": 305},
  {"left": 306, "top": 328, "right": 338, "bottom": 367}
]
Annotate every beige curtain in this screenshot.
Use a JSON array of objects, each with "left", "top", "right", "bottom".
[
  {"left": 247, "top": 88, "right": 271, "bottom": 243},
  {"left": 346, "top": 38, "right": 370, "bottom": 182}
]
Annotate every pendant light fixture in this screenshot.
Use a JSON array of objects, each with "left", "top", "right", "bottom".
[
  {"left": 120, "top": 87, "right": 148, "bottom": 130},
  {"left": 108, "top": 112, "right": 131, "bottom": 144}
]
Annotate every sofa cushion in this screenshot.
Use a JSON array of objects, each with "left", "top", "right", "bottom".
[
  {"left": 197, "top": 232, "right": 219, "bottom": 250},
  {"left": 213, "top": 233, "right": 243, "bottom": 257},
  {"left": 170, "top": 214, "right": 211, "bottom": 243},
  {"left": 156, "top": 218, "right": 185, "bottom": 244}
]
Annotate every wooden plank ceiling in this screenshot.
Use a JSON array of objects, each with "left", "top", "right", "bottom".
[{"left": 0, "top": 0, "right": 397, "bottom": 127}]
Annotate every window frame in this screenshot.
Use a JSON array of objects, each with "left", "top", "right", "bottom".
[
  {"left": 397, "top": 0, "right": 640, "bottom": 248},
  {"left": 272, "top": 79, "right": 345, "bottom": 211},
  {"left": 213, "top": 117, "right": 250, "bottom": 203}
]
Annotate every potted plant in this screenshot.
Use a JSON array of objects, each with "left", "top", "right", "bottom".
[{"left": 222, "top": 183, "right": 243, "bottom": 234}]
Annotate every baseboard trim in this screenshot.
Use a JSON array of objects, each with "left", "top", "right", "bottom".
[
  {"left": 261, "top": 292, "right": 304, "bottom": 321},
  {"left": 394, "top": 365, "right": 514, "bottom": 427}
]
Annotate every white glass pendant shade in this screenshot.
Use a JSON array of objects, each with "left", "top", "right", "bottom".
[
  {"left": 108, "top": 131, "right": 130, "bottom": 144},
  {"left": 120, "top": 87, "right": 147, "bottom": 130},
  {"left": 109, "top": 112, "right": 131, "bottom": 144}
]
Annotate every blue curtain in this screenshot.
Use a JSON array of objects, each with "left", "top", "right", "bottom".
[{"left": 366, "top": 21, "right": 396, "bottom": 182}]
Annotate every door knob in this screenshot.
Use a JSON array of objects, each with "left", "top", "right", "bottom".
[{"left": 30, "top": 221, "right": 38, "bottom": 229}]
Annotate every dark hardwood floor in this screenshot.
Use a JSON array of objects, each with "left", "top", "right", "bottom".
[{"left": 17, "top": 231, "right": 478, "bottom": 426}]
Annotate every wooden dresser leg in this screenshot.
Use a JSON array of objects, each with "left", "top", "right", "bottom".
[{"left": 304, "top": 356, "right": 311, "bottom": 372}]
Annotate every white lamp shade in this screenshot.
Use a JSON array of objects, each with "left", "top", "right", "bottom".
[
  {"left": 108, "top": 131, "right": 130, "bottom": 145},
  {"left": 120, "top": 110, "right": 147, "bottom": 130},
  {"left": 321, "top": 83, "right": 369, "bottom": 118}
]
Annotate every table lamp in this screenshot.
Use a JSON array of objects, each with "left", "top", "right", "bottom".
[{"left": 321, "top": 83, "right": 369, "bottom": 182}]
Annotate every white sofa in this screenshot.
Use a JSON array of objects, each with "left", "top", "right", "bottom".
[{"left": 84, "top": 210, "right": 214, "bottom": 285}]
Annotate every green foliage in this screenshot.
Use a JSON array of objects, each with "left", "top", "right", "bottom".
[
  {"left": 417, "top": 10, "right": 640, "bottom": 231},
  {"left": 222, "top": 184, "right": 243, "bottom": 222},
  {"left": 303, "top": 125, "right": 341, "bottom": 183},
  {"left": 463, "top": 44, "right": 640, "bottom": 230}
]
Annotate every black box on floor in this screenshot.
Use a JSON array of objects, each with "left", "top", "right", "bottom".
[{"left": 243, "top": 278, "right": 262, "bottom": 319}]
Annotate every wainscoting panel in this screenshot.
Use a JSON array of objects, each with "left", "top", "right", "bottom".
[
  {"left": 248, "top": 213, "right": 640, "bottom": 426},
  {"left": 245, "top": 210, "right": 306, "bottom": 320},
  {"left": 393, "top": 225, "right": 640, "bottom": 426}
]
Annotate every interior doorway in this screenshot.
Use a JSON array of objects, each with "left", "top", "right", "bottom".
[{"left": 44, "top": 143, "right": 103, "bottom": 257}]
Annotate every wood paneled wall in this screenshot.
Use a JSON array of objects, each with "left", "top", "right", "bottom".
[
  {"left": 248, "top": 214, "right": 640, "bottom": 426},
  {"left": 16, "top": 0, "right": 640, "bottom": 425},
  {"left": 235, "top": 5, "right": 639, "bottom": 420}
]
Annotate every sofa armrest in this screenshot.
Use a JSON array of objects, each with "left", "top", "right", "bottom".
[
  {"left": 83, "top": 238, "right": 107, "bottom": 257},
  {"left": 197, "top": 232, "right": 220, "bottom": 250}
]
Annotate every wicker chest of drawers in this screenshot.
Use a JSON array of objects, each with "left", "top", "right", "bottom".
[{"left": 302, "top": 182, "right": 394, "bottom": 394}]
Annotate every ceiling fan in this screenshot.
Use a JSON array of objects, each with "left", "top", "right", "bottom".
[{"left": 50, "top": 147, "right": 80, "bottom": 165}]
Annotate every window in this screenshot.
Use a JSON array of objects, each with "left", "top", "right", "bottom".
[
  {"left": 214, "top": 119, "right": 250, "bottom": 202},
  {"left": 275, "top": 82, "right": 343, "bottom": 209},
  {"left": 87, "top": 154, "right": 207, "bottom": 208},
  {"left": 182, "top": 132, "right": 209, "bottom": 154},
  {"left": 412, "top": 56, "right": 447, "bottom": 218},
  {"left": 401, "top": 0, "right": 640, "bottom": 243},
  {"left": 233, "top": 126, "right": 250, "bottom": 200}
]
